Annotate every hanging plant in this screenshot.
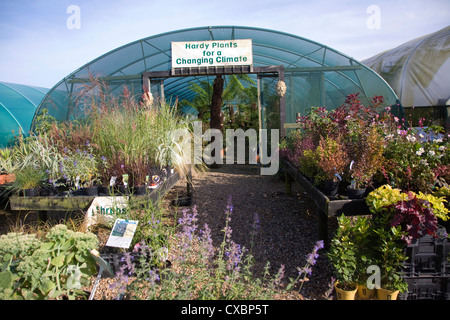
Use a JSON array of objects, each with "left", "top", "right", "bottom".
[{"left": 276, "top": 81, "right": 287, "bottom": 98}]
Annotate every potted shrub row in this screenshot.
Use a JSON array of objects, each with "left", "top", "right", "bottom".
[
  {"left": 0, "top": 85, "right": 193, "bottom": 198},
  {"left": 280, "top": 93, "right": 450, "bottom": 199},
  {"left": 328, "top": 184, "right": 449, "bottom": 300}
]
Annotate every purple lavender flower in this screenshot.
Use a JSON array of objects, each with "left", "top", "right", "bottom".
[
  {"left": 226, "top": 241, "right": 244, "bottom": 271},
  {"left": 200, "top": 223, "right": 214, "bottom": 262},
  {"left": 177, "top": 206, "right": 198, "bottom": 244},
  {"left": 293, "top": 240, "right": 325, "bottom": 293},
  {"left": 226, "top": 195, "right": 233, "bottom": 214},
  {"left": 274, "top": 264, "right": 285, "bottom": 287}
]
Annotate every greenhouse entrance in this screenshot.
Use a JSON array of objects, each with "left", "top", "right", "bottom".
[{"left": 142, "top": 64, "right": 286, "bottom": 136}]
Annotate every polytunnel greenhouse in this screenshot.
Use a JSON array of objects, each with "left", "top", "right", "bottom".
[
  {"left": 363, "top": 25, "right": 450, "bottom": 108},
  {"left": 33, "top": 26, "right": 400, "bottom": 137},
  {"left": 0, "top": 81, "right": 49, "bottom": 148}
]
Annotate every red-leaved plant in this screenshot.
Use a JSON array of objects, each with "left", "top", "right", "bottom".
[{"left": 390, "top": 194, "right": 438, "bottom": 245}]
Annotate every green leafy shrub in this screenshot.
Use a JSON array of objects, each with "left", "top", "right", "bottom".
[
  {"left": 0, "top": 225, "right": 98, "bottom": 300},
  {"left": 327, "top": 215, "right": 359, "bottom": 290}
]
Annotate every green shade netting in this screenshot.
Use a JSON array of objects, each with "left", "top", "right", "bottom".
[
  {"left": 0, "top": 81, "right": 49, "bottom": 148},
  {"left": 34, "top": 26, "right": 398, "bottom": 130}
]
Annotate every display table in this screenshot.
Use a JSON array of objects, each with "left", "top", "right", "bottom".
[{"left": 282, "top": 159, "right": 371, "bottom": 243}]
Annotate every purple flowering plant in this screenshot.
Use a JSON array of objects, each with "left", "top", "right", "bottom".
[{"left": 115, "top": 196, "right": 328, "bottom": 300}]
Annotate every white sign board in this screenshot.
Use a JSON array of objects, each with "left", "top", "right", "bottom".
[
  {"left": 171, "top": 39, "right": 253, "bottom": 68},
  {"left": 84, "top": 196, "right": 129, "bottom": 230}
]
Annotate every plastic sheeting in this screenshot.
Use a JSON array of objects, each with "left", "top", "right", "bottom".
[
  {"left": 0, "top": 81, "right": 49, "bottom": 148},
  {"left": 363, "top": 26, "right": 450, "bottom": 107}
]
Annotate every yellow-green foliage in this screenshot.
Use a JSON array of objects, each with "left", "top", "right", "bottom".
[{"left": 366, "top": 184, "right": 449, "bottom": 221}]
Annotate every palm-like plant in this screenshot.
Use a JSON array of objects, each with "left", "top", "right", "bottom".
[
  {"left": 181, "top": 74, "right": 256, "bottom": 128},
  {"left": 181, "top": 81, "right": 213, "bottom": 122}
]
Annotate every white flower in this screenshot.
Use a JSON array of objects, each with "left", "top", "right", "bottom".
[
  {"left": 433, "top": 138, "right": 443, "bottom": 143},
  {"left": 406, "top": 135, "right": 416, "bottom": 142},
  {"left": 439, "top": 146, "right": 446, "bottom": 151},
  {"left": 416, "top": 148, "right": 424, "bottom": 156},
  {"left": 428, "top": 150, "right": 435, "bottom": 156}
]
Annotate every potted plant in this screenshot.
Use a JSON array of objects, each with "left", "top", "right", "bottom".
[
  {"left": 9, "top": 166, "right": 47, "bottom": 196},
  {"left": 372, "top": 224, "right": 408, "bottom": 300},
  {"left": 315, "top": 135, "right": 348, "bottom": 197},
  {"left": 59, "top": 146, "right": 100, "bottom": 196},
  {"left": 327, "top": 214, "right": 359, "bottom": 299},
  {"left": 346, "top": 126, "right": 385, "bottom": 199},
  {"left": 347, "top": 162, "right": 371, "bottom": 199},
  {"left": 351, "top": 216, "right": 378, "bottom": 300},
  {"left": 0, "top": 148, "right": 17, "bottom": 185}
]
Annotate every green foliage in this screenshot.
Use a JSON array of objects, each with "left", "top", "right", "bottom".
[
  {"left": 366, "top": 184, "right": 449, "bottom": 221},
  {"left": 115, "top": 198, "right": 174, "bottom": 269},
  {"left": 34, "top": 108, "right": 56, "bottom": 135},
  {"left": 327, "top": 212, "right": 410, "bottom": 292},
  {"left": 112, "top": 201, "right": 325, "bottom": 300},
  {"left": 284, "top": 93, "right": 450, "bottom": 193},
  {"left": 327, "top": 215, "right": 359, "bottom": 290},
  {"left": 88, "top": 92, "right": 192, "bottom": 186},
  {"left": 59, "top": 142, "right": 99, "bottom": 189},
  {"left": 0, "top": 225, "right": 98, "bottom": 300},
  {"left": 10, "top": 166, "right": 46, "bottom": 191},
  {"left": 181, "top": 74, "right": 257, "bottom": 130},
  {"left": 371, "top": 225, "right": 408, "bottom": 292},
  {"left": 0, "top": 147, "right": 18, "bottom": 174},
  {"left": 7, "top": 82, "right": 194, "bottom": 191},
  {"left": 298, "top": 149, "right": 319, "bottom": 181}
]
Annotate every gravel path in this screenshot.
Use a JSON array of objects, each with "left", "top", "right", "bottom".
[
  {"left": 184, "top": 164, "right": 336, "bottom": 299},
  {"left": 0, "top": 164, "right": 336, "bottom": 299}
]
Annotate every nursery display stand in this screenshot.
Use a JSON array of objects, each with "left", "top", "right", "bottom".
[
  {"left": 9, "top": 169, "right": 189, "bottom": 222},
  {"left": 282, "top": 159, "right": 371, "bottom": 244}
]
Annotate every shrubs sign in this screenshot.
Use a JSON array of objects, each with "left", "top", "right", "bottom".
[{"left": 85, "top": 196, "right": 128, "bottom": 229}]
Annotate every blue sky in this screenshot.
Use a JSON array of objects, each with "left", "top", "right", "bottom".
[{"left": 0, "top": 0, "right": 449, "bottom": 88}]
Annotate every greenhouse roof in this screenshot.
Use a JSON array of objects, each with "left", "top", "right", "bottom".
[
  {"left": 34, "top": 26, "right": 399, "bottom": 130},
  {"left": 0, "top": 81, "right": 49, "bottom": 148}
]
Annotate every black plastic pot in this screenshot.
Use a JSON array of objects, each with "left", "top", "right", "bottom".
[
  {"left": 320, "top": 180, "right": 340, "bottom": 197},
  {"left": 347, "top": 186, "right": 366, "bottom": 199},
  {"left": 83, "top": 186, "right": 99, "bottom": 196},
  {"left": 118, "top": 185, "right": 130, "bottom": 195},
  {"left": 133, "top": 185, "right": 147, "bottom": 195},
  {"left": 24, "top": 188, "right": 38, "bottom": 197}
]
